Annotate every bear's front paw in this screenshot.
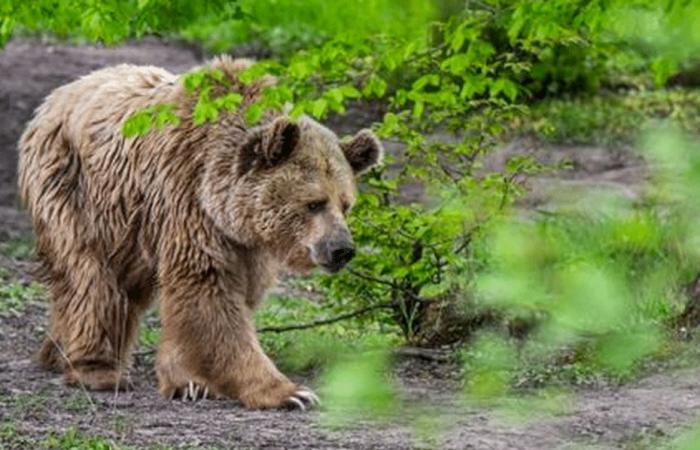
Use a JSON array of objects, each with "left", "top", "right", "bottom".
[{"left": 240, "top": 381, "right": 320, "bottom": 411}]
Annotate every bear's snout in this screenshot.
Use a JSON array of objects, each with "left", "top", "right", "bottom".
[
  {"left": 327, "top": 241, "right": 355, "bottom": 271},
  {"left": 314, "top": 228, "right": 355, "bottom": 273}
]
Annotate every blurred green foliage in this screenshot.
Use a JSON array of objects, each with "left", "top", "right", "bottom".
[
  {"left": 0, "top": 0, "right": 243, "bottom": 46},
  {"left": 676, "top": 423, "right": 700, "bottom": 450},
  {"left": 518, "top": 88, "right": 700, "bottom": 145},
  {"left": 321, "top": 349, "right": 397, "bottom": 425},
  {"left": 181, "top": 0, "right": 436, "bottom": 55}
]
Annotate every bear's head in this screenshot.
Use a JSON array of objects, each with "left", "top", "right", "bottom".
[{"left": 206, "top": 116, "right": 383, "bottom": 273}]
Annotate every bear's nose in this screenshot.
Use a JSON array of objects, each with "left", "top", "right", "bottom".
[{"left": 329, "top": 243, "right": 355, "bottom": 268}]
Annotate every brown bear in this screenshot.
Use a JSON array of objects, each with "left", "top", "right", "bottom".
[{"left": 17, "top": 56, "right": 383, "bottom": 410}]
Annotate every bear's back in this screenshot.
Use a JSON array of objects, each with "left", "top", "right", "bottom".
[
  {"left": 18, "top": 56, "right": 273, "bottom": 273},
  {"left": 18, "top": 64, "right": 183, "bottom": 257}
]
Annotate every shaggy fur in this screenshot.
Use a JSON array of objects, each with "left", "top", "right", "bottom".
[{"left": 18, "top": 56, "right": 383, "bottom": 409}]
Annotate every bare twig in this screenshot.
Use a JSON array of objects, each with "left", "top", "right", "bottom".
[
  {"left": 257, "top": 302, "right": 395, "bottom": 333},
  {"left": 347, "top": 268, "right": 396, "bottom": 287},
  {"left": 133, "top": 302, "right": 393, "bottom": 354},
  {"left": 130, "top": 296, "right": 438, "bottom": 347}
]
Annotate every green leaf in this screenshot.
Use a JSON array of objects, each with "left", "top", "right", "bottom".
[
  {"left": 651, "top": 56, "right": 678, "bottom": 87},
  {"left": 122, "top": 109, "right": 153, "bottom": 137},
  {"left": 193, "top": 94, "right": 218, "bottom": 125},
  {"left": 450, "top": 22, "right": 469, "bottom": 52},
  {"left": 339, "top": 85, "right": 361, "bottom": 99},
  {"left": 245, "top": 103, "right": 265, "bottom": 125},
  {"left": 412, "top": 100, "right": 424, "bottom": 118},
  {"left": 412, "top": 74, "right": 440, "bottom": 91},
  {"left": 363, "top": 75, "right": 387, "bottom": 98},
  {"left": 490, "top": 78, "right": 519, "bottom": 102},
  {"left": 0, "top": 16, "right": 15, "bottom": 46},
  {"left": 214, "top": 92, "right": 244, "bottom": 112},
  {"left": 312, "top": 98, "right": 328, "bottom": 118},
  {"left": 460, "top": 76, "right": 489, "bottom": 99},
  {"left": 441, "top": 54, "right": 471, "bottom": 75},
  {"left": 183, "top": 72, "right": 206, "bottom": 93},
  {"left": 418, "top": 281, "right": 451, "bottom": 298},
  {"left": 155, "top": 107, "right": 180, "bottom": 129},
  {"left": 288, "top": 60, "right": 314, "bottom": 79},
  {"left": 289, "top": 102, "right": 306, "bottom": 120}
]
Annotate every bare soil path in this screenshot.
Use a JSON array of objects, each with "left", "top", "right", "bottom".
[{"left": 0, "top": 38, "right": 699, "bottom": 450}]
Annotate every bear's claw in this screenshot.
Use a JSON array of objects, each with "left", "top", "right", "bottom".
[
  {"left": 167, "top": 380, "right": 210, "bottom": 402},
  {"left": 284, "top": 387, "right": 320, "bottom": 411},
  {"left": 167, "top": 381, "right": 319, "bottom": 410}
]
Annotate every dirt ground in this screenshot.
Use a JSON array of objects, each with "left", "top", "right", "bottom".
[{"left": 1, "top": 38, "right": 700, "bottom": 450}]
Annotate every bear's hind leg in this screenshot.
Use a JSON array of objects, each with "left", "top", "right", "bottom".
[
  {"left": 36, "top": 263, "right": 74, "bottom": 372},
  {"left": 57, "top": 253, "right": 138, "bottom": 391}
]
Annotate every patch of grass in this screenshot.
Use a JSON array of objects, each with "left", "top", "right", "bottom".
[
  {"left": 3, "top": 424, "right": 144, "bottom": 450},
  {"left": 0, "top": 421, "right": 37, "bottom": 450},
  {"left": 11, "top": 390, "right": 50, "bottom": 416},
  {"left": 149, "top": 445, "right": 221, "bottom": 450},
  {"left": 63, "top": 393, "right": 94, "bottom": 414},
  {"left": 43, "top": 428, "right": 117, "bottom": 450},
  {"left": 620, "top": 431, "right": 672, "bottom": 450},
  {"left": 0, "top": 236, "right": 34, "bottom": 260},
  {"left": 517, "top": 88, "right": 700, "bottom": 145},
  {"left": 109, "top": 415, "right": 134, "bottom": 442},
  {"left": 0, "top": 271, "right": 44, "bottom": 316}
]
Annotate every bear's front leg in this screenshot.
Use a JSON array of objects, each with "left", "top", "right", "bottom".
[{"left": 156, "top": 266, "right": 318, "bottom": 410}]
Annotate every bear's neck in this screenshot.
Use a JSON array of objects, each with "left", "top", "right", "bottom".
[{"left": 199, "top": 130, "right": 258, "bottom": 246}]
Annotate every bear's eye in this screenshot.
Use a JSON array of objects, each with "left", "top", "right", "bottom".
[
  {"left": 341, "top": 202, "right": 351, "bottom": 215},
  {"left": 307, "top": 200, "right": 327, "bottom": 214}
]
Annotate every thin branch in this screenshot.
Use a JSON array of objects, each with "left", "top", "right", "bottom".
[
  {"left": 131, "top": 296, "right": 440, "bottom": 349},
  {"left": 347, "top": 268, "right": 396, "bottom": 287},
  {"left": 257, "top": 302, "right": 394, "bottom": 333},
  {"left": 135, "top": 302, "right": 392, "bottom": 353}
]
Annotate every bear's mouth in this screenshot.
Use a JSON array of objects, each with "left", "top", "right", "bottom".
[{"left": 320, "top": 262, "right": 345, "bottom": 274}]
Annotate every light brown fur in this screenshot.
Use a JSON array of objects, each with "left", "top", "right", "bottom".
[{"left": 18, "top": 56, "right": 383, "bottom": 409}]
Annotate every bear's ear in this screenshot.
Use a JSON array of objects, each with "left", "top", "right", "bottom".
[
  {"left": 259, "top": 117, "right": 301, "bottom": 167},
  {"left": 340, "top": 129, "right": 384, "bottom": 175}
]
